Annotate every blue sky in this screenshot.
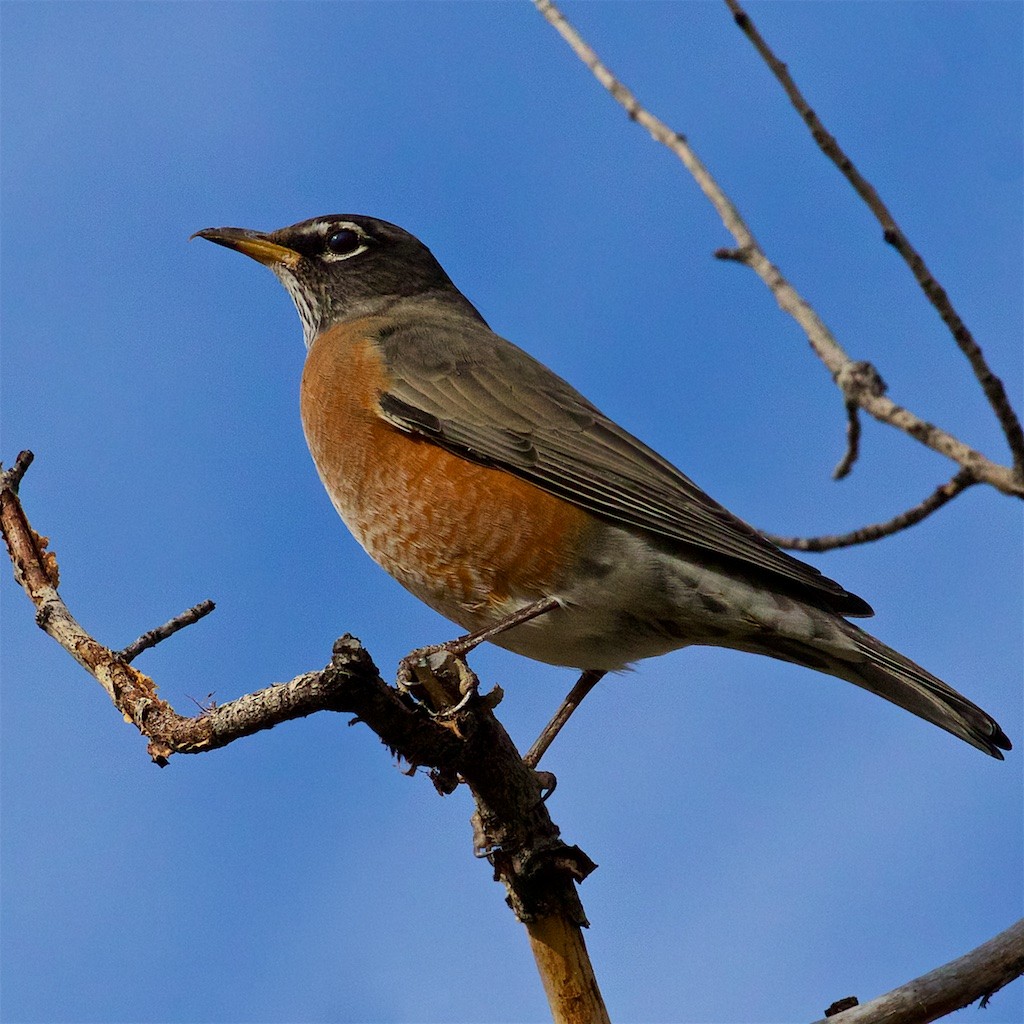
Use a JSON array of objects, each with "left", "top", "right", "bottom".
[{"left": 2, "top": 3, "right": 1021, "bottom": 1022}]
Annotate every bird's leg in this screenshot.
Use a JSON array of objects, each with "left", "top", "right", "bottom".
[
  {"left": 397, "top": 596, "right": 561, "bottom": 712},
  {"left": 446, "top": 596, "right": 562, "bottom": 657},
  {"left": 524, "top": 669, "right": 606, "bottom": 769}
]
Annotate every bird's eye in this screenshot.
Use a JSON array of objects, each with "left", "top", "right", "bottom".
[{"left": 325, "top": 228, "right": 363, "bottom": 256}]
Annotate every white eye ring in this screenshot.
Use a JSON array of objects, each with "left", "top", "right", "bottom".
[{"left": 323, "top": 223, "right": 371, "bottom": 262}]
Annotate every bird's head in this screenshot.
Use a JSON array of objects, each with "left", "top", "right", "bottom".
[{"left": 193, "top": 215, "right": 478, "bottom": 347}]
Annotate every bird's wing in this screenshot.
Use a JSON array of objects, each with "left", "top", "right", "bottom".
[{"left": 373, "top": 313, "right": 872, "bottom": 616}]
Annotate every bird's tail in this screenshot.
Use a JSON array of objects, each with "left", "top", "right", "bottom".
[{"left": 748, "top": 622, "right": 1011, "bottom": 759}]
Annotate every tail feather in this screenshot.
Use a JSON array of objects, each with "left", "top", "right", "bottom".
[
  {"left": 755, "top": 624, "right": 1011, "bottom": 759},
  {"left": 844, "top": 626, "right": 1010, "bottom": 758}
]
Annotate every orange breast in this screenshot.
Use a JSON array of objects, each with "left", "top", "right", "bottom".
[{"left": 299, "top": 319, "right": 592, "bottom": 631}]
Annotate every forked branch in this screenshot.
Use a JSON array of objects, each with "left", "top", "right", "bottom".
[
  {"left": 532, "top": 0, "right": 1022, "bottom": 507},
  {"left": 723, "top": 0, "right": 1024, "bottom": 481}
]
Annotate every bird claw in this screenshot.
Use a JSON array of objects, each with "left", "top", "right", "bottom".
[{"left": 397, "top": 645, "right": 480, "bottom": 718}]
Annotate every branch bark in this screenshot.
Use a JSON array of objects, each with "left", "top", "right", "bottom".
[
  {"left": 532, "top": 0, "right": 1022, "bottom": 503},
  {"left": 812, "top": 918, "right": 1024, "bottom": 1024}
]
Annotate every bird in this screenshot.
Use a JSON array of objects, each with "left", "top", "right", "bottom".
[{"left": 194, "top": 214, "right": 1010, "bottom": 759}]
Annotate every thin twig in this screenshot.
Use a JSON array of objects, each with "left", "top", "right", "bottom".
[
  {"left": 830, "top": 360, "right": 885, "bottom": 480},
  {"left": 762, "top": 469, "right": 978, "bottom": 552},
  {"left": 118, "top": 600, "right": 216, "bottom": 663},
  {"left": 811, "top": 917, "right": 1024, "bottom": 1024},
  {"left": 531, "top": 0, "right": 1023, "bottom": 499},
  {"left": 723, "top": 0, "right": 1024, "bottom": 482},
  {"left": 833, "top": 401, "right": 861, "bottom": 481}
]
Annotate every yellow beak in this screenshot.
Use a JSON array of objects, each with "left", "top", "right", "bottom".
[{"left": 191, "top": 227, "right": 301, "bottom": 269}]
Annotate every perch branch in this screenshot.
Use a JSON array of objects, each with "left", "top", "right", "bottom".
[
  {"left": 405, "top": 650, "right": 609, "bottom": 1024},
  {"left": 532, "top": 0, "right": 1022, "bottom": 500},
  {"left": 723, "top": 0, "right": 1024, "bottom": 481},
  {"left": 761, "top": 469, "right": 978, "bottom": 552},
  {"left": 811, "top": 917, "right": 1024, "bottom": 1024},
  {"left": 0, "top": 451, "right": 454, "bottom": 766},
  {"left": 1, "top": 452, "right": 608, "bottom": 1024}
]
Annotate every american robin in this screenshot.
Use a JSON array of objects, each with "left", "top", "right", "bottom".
[{"left": 195, "top": 215, "right": 1010, "bottom": 759}]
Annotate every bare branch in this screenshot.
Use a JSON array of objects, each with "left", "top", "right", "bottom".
[
  {"left": 1, "top": 456, "right": 609, "bottom": 1022},
  {"left": 0, "top": 456, "right": 438, "bottom": 765},
  {"left": 0, "top": 461, "right": 469, "bottom": 772},
  {"left": 117, "top": 600, "right": 216, "bottom": 663},
  {"left": 532, "top": 0, "right": 1023, "bottom": 499},
  {"left": 762, "top": 470, "right": 978, "bottom": 552},
  {"left": 402, "top": 649, "right": 609, "bottom": 1024},
  {"left": 723, "top": 0, "right": 1024, "bottom": 481},
  {"left": 811, "top": 917, "right": 1024, "bottom": 1024}
]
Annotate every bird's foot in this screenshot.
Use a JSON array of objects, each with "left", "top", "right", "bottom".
[
  {"left": 396, "top": 596, "right": 561, "bottom": 713},
  {"left": 397, "top": 645, "right": 483, "bottom": 718}
]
